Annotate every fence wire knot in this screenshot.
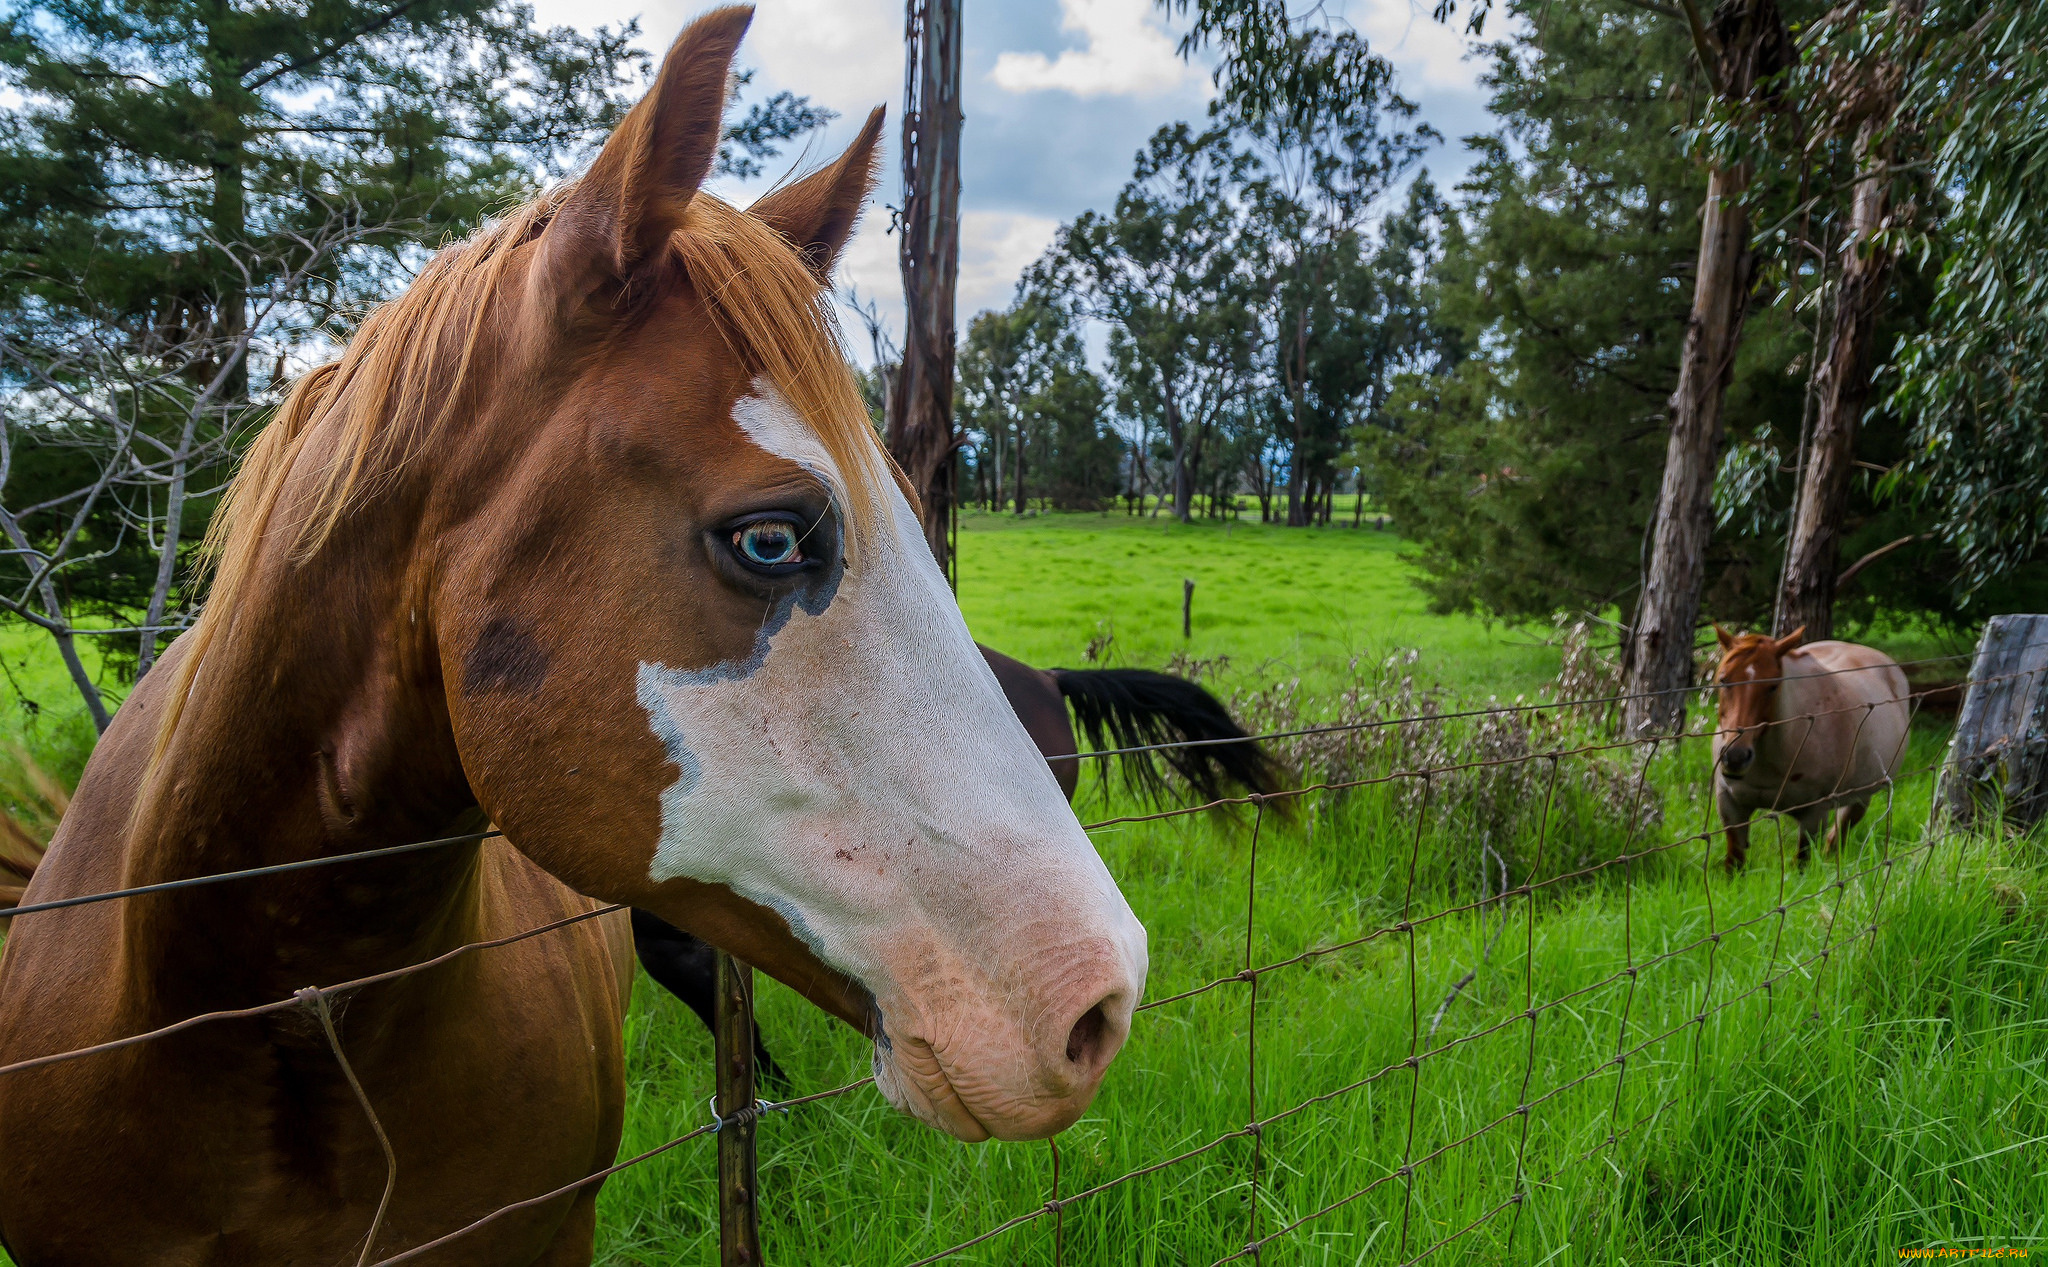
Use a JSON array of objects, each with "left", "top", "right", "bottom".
[{"left": 705, "top": 1096, "right": 784, "bottom": 1134}]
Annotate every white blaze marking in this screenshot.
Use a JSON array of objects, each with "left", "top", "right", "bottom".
[{"left": 634, "top": 380, "right": 1141, "bottom": 1006}]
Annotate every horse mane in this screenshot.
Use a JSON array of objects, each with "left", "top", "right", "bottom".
[{"left": 149, "top": 183, "right": 888, "bottom": 773}]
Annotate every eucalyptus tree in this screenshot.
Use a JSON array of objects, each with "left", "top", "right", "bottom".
[
  {"left": 1768, "top": 0, "right": 1926, "bottom": 641},
  {"left": 1383, "top": 0, "right": 1806, "bottom": 730},
  {"left": 1889, "top": 2, "right": 2048, "bottom": 600},
  {"left": 1291, "top": 175, "right": 1460, "bottom": 527},
  {"left": 0, "top": 0, "right": 826, "bottom": 726},
  {"left": 1370, "top": 3, "right": 1800, "bottom": 625},
  {"left": 958, "top": 289, "right": 1112, "bottom": 513},
  {"left": 1221, "top": 28, "right": 1435, "bottom": 526},
  {"left": 1049, "top": 124, "right": 1259, "bottom": 524}
]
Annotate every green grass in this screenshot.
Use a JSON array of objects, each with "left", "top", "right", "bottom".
[
  {"left": 1, "top": 510, "right": 2039, "bottom": 1264},
  {"left": 587, "top": 513, "right": 2044, "bottom": 1266},
  {"left": 952, "top": 508, "right": 1569, "bottom": 700},
  {"left": 0, "top": 621, "right": 112, "bottom": 794},
  {"left": 598, "top": 726, "right": 2046, "bottom": 1265}
]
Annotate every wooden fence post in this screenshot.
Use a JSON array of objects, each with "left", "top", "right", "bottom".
[
  {"left": 1941, "top": 614, "right": 2048, "bottom": 830},
  {"left": 714, "top": 951, "right": 761, "bottom": 1266},
  {"left": 1182, "top": 578, "right": 1195, "bottom": 640}
]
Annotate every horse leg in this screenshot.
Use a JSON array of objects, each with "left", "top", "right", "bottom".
[
  {"left": 1718, "top": 786, "right": 1753, "bottom": 873},
  {"left": 1826, "top": 801, "right": 1868, "bottom": 857},
  {"left": 1792, "top": 808, "right": 1826, "bottom": 867}
]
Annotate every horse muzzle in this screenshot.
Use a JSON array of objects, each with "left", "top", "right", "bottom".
[
  {"left": 868, "top": 925, "right": 1143, "bottom": 1142},
  {"left": 1720, "top": 743, "right": 1756, "bottom": 776}
]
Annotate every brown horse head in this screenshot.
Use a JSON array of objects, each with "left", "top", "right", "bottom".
[
  {"left": 1713, "top": 624, "right": 1805, "bottom": 776},
  {"left": 156, "top": 7, "right": 1144, "bottom": 1142}
]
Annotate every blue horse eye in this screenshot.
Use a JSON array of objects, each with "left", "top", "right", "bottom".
[{"left": 735, "top": 521, "right": 803, "bottom": 567}]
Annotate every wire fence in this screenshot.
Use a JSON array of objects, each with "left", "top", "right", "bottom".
[{"left": 0, "top": 633, "right": 2039, "bottom": 1265}]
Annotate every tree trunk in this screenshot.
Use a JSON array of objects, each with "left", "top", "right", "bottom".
[
  {"left": 1012, "top": 418, "right": 1027, "bottom": 515},
  {"left": 1775, "top": 0, "right": 1918, "bottom": 641},
  {"left": 987, "top": 412, "right": 1003, "bottom": 514},
  {"left": 138, "top": 401, "right": 209, "bottom": 678},
  {"left": 1942, "top": 613, "right": 2048, "bottom": 830},
  {"left": 205, "top": 4, "right": 250, "bottom": 404},
  {"left": 1164, "top": 391, "right": 1191, "bottom": 523},
  {"left": 887, "top": 0, "right": 964, "bottom": 573},
  {"left": 1623, "top": 165, "right": 1756, "bottom": 734},
  {"left": 1284, "top": 400, "right": 1309, "bottom": 527},
  {"left": 1621, "top": 0, "right": 1791, "bottom": 736}
]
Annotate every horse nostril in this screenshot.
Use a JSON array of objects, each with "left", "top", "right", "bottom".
[
  {"left": 1724, "top": 746, "right": 1752, "bottom": 771},
  {"left": 1066, "top": 1002, "right": 1109, "bottom": 1066}
]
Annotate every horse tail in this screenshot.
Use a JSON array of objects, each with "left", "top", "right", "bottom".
[{"left": 1050, "top": 668, "right": 1283, "bottom": 807}]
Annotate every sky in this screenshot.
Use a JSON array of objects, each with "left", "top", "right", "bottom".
[{"left": 522, "top": 0, "right": 1502, "bottom": 358}]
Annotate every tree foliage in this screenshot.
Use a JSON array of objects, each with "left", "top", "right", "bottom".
[
  {"left": 1887, "top": 2, "right": 2048, "bottom": 596},
  {"left": 958, "top": 289, "right": 1118, "bottom": 513},
  {"left": 1047, "top": 123, "right": 1258, "bottom": 523},
  {"left": 0, "top": 0, "right": 827, "bottom": 725}
]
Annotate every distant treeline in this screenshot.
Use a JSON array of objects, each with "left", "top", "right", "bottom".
[{"left": 941, "top": 0, "right": 2048, "bottom": 635}]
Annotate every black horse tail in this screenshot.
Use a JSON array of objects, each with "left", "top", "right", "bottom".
[{"left": 1050, "top": 668, "right": 1283, "bottom": 806}]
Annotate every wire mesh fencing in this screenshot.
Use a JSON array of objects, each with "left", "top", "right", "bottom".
[
  {"left": 0, "top": 634, "right": 2038, "bottom": 1266},
  {"left": 870, "top": 653, "right": 2033, "bottom": 1266}
]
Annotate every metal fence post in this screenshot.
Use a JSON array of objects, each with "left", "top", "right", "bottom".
[{"left": 714, "top": 950, "right": 761, "bottom": 1265}]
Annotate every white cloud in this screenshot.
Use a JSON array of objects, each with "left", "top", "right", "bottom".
[
  {"left": 730, "top": 0, "right": 902, "bottom": 119},
  {"left": 831, "top": 212, "right": 904, "bottom": 365},
  {"left": 956, "top": 210, "right": 1062, "bottom": 318},
  {"left": 1341, "top": 0, "right": 1486, "bottom": 94},
  {"left": 827, "top": 209, "right": 1060, "bottom": 365},
  {"left": 990, "top": 0, "right": 1193, "bottom": 99}
]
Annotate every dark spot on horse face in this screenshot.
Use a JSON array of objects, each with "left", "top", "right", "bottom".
[{"left": 463, "top": 616, "right": 549, "bottom": 697}]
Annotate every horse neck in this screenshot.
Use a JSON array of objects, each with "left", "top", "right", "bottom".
[{"left": 118, "top": 496, "right": 487, "bottom": 1018}]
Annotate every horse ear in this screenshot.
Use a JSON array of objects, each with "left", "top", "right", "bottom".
[
  {"left": 539, "top": 7, "right": 753, "bottom": 294},
  {"left": 1774, "top": 626, "right": 1806, "bottom": 654},
  {"left": 749, "top": 106, "right": 886, "bottom": 282},
  {"left": 1714, "top": 623, "right": 1735, "bottom": 650}
]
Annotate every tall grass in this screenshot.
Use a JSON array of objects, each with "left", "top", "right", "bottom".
[
  {"left": 594, "top": 700, "right": 2048, "bottom": 1265},
  {"left": 0, "top": 511, "right": 2026, "bottom": 1262}
]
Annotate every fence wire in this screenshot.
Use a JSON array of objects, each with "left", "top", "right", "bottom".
[
  {"left": 889, "top": 650, "right": 2037, "bottom": 1265},
  {"left": 0, "top": 646, "right": 2035, "bottom": 1264}
]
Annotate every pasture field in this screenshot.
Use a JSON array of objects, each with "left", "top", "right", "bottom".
[
  {"left": 599, "top": 727, "right": 2047, "bottom": 1266},
  {"left": 0, "top": 511, "right": 2039, "bottom": 1265},
  {"left": 591, "top": 513, "right": 2042, "bottom": 1265}
]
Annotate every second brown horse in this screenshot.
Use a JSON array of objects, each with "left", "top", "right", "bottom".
[{"left": 1711, "top": 625, "right": 1909, "bottom": 871}]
